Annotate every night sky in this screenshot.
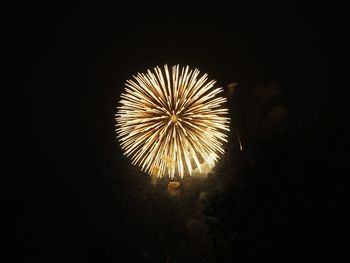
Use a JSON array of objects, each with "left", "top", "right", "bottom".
[{"left": 8, "top": 2, "right": 347, "bottom": 262}]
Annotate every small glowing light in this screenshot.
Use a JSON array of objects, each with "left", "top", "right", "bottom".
[
  {"left": 236, "top": 129, "right": 243, "bottom": 151},
  {"left": 170, "top": 114, "right": 178, "bottom": 123}
]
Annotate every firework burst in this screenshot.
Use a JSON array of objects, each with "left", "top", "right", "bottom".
[{"left": 115, "top": 65, "right": 230, "bottom": 179}]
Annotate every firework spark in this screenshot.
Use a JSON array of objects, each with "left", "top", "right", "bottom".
[
  {"left": 235, "top": 129, "right": 243, "bottom": 151},
  {"left": 115, "top": 65, "right": 230, "bottom": 179}
]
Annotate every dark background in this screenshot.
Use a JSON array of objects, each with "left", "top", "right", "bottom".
[{"left": 7, "top": 2, "right": 347, "bottom": 262}]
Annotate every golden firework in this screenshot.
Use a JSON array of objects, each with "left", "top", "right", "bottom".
[{"left": 115, "top": 65, "right": 230, "bottom": 179}]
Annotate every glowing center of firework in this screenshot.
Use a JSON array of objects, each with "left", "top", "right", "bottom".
[{"left": 170, "top": 114, "right": 178, "bottom": 123}]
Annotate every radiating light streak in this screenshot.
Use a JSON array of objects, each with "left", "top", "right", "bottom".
[{"left": 235, "top": 129, "right": 243, "bottom": 151}]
